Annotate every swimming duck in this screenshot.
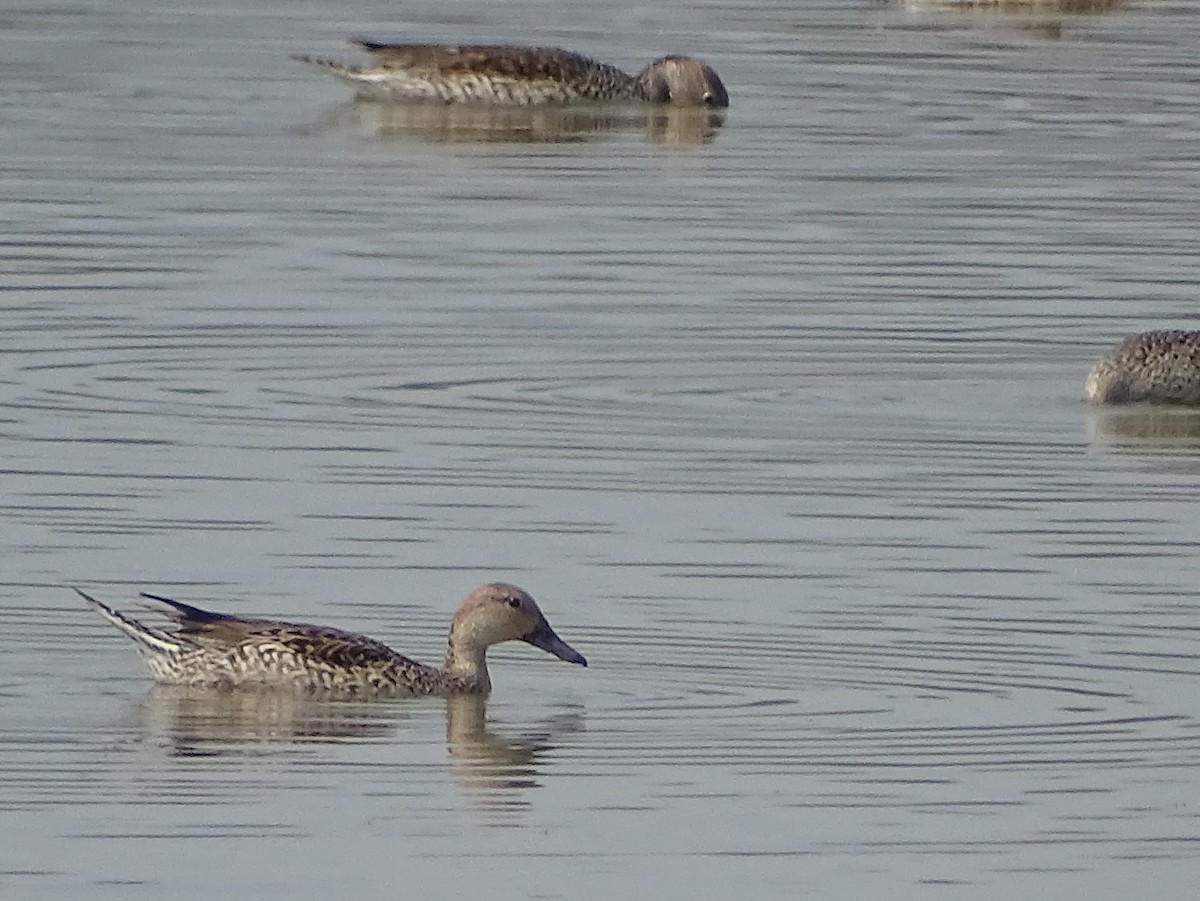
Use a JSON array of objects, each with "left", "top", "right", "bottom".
[
  {"left": 295, "top": 41, "right": 729, "bottom": 108},
  {"left": 901, "top": 0, "right": 1126, "bottom": 9},
  {"left": 1085, "top": 330, "right": 1200, "bottom": 405},
  {"left": 78, "top": 583, "right": 586, "bottom": 695}
]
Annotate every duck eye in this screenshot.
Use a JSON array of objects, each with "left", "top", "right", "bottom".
[{"left": 507, "top": 596, "right": 521, "bottom": 608}]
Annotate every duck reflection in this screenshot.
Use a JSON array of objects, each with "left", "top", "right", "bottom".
[
  {"left": 305, "top": 99, "right": 725, "bottom": 147},
  {"left": 133, "top": 686, "right": 583, "bottom": 812},
  {"left": 136, "top": 684, "right": 409, "bottom": 752},
  {"left": 445, "top": 694, "right": 584, "bottom": 813},
  {"left": 1087, "top": 407, "right": 1200, "bottom": 449}
]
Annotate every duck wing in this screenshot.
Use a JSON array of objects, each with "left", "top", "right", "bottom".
[
  {"left": 350, "top": 42, "right": 623, "bottom": 83},
  {"left": 138, "top": 592, "right": 417, "bottom": 669}
]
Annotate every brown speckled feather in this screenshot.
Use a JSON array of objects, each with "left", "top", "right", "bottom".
[
  {"left": 351, "top": 42, "right": 626, "bottom": 84},
  {"left": 144, "top": 592, "right": 412, "bottom": 665},
  {"left": 1085, "top": 330, "right": 1200, "bottom": 405}
]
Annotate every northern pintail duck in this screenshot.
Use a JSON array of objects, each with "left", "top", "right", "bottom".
[
  {"left": 890, "top": 0, "right": 1127, "bottom": 10},
  {"left": 296, "top": 41, "right": 729, "bottom": 108},
  {"left": 1085, "top": 330, "right": 1200, "bottom": 405},
  {"left": 78, "top": 583, "right": 586, "bottom": 695}
]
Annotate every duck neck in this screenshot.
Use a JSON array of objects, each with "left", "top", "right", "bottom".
[{"left": 442, "top": 638, "right": 491, "bottom": 694}]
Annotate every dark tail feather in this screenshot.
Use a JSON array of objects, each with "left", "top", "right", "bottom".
[
  {"left": 349, "top": 38, "right": 390, "bottom": 53},
  {"left": 139, "top": 592, "right": 232, "bottom": 626}
]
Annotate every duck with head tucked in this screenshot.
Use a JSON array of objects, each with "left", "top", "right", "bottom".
[
  {"left": 296, "top": 40, "right": 730, "bottom": 108},
  {"left": 78, "top": 583, "right": 586, "bottom": 696},
  {"left": 1085, "top": 330, "right": 1200, "bottom": 405}
]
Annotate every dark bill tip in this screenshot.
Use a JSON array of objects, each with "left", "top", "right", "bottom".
[
  {"left": 703, "top": 67, "right": 730, "bottom": 109},
  {"left": 523, "top": 620, "right": 587, "bottom": 667}
]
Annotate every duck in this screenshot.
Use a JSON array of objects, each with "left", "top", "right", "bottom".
[
  {"left": 1085, "top": 330, "right": 1200, "bottom": 405},
  {"left": 295, "top": 40, "right": 729, "bottom": 108},
  {"left": 77, "top": 583, "right": 586, "bottom": 695}
]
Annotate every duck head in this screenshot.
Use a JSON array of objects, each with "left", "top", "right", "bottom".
[
  {"left": 635, "top": 56, "right": 729, "bottom": 108},
  {"left": 446, "top": 582, "right": 587, "bottom": 673},
  {"left": 1084, "top": 360, "right": 1136, "bottom": 404}
]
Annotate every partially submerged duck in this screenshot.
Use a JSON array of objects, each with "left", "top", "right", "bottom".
[
  {"left": 886, "top": 0, "right": 1128, "bottom": 11},
  {"left": 296, "top": 41, "right": 729, "bottom": 108},
  {"left": 78, "top": 583, "right": 586, "bottom": 695},
  {"left": 1085, "top": 330, "right": 1200, "bottom": 405}
]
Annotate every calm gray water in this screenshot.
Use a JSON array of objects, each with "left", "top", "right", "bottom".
[{"left": 3, "top": 0, "right": 1200, "bottom": 897}]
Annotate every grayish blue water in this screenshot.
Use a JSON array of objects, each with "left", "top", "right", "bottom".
[{"left": 3, "top": 0, "right": 1200, "bottom": 897}]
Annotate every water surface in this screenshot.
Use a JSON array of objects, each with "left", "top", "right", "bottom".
[{"left": 3, "top": 0, "right": 1200, "bottom": 898}]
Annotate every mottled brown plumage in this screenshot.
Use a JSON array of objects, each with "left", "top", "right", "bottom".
[
  {"left": 1085, "top": 330, "right": 1200, "bottom": 405},
  {"left": 79, "top": 583, "right": 586, "bottom": 696},
  {"left": 295, "top": 41, "right": 729, "bottom": 108},
  {"left": 893, "top": 0, "right": 1126, "bottom": 11}
]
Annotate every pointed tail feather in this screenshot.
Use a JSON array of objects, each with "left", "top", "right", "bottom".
[
  {"left": 77, "top": 588, "right": 185, "bottom": 656},
  {"left": 292, "top": 54, "right": 368, "bottom": 83}
]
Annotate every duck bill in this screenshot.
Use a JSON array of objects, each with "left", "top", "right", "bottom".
[{"left": 522, "top": 620, "right": 587, "bottom": 667}]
